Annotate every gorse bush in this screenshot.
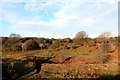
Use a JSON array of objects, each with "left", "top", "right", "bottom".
[
  {"left": 97, "top": 52, "right": 110, "bottom": 63},
  {"left": 112, "top": 40, "right": 118, "bottom": 49},
  {"left": 34, "top": 38, "right": 45, "bottom": 44},
  {"left": 87, "top": 40, "right": 96, "bottom": 47},
  {"left": 50, "top": 40, "right": 60, "bottom": 49},
  {"left": 1, "top": 32, "right": 119, "bottom": 52},
  {"left": 22, "top": 39, "right": 39, "bottom": 51},
  {"left": 39, "top": 43, "right": 46, "bottom": 50},
  {"left": 4, "top": 37, "right": 22, "bottom": 51},
  {"left": 11, "top": 44, "right": 22, "bottom": 51},
  {"left": 2, "top": 37, "right": 8, "bottom": 43},
  {"left": 45, "top": 43, "right": 51, "bottom": 48},
  {"left": 101, "top": 43, "right": 111, "bottom": 53},
  {"left": 64, "top": 38, "right": 73, "bottom": 43},
  {"left": 63, "top": 44, "right": 69, "bottom": 49},
  {"left": 96, "top": 43, "right": 111, "bottom": 63}
]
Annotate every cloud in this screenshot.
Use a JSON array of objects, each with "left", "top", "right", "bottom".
[
  {"left": 1, "top": 9, "right": 17, "bottom": 23},
  {"left": 80, "top": 18, "right": 96, "bottom": 23},
  {"left": 0, "top": 2, "right": 17, "bottom": 8},
  {"left": 24, "top": 1, "right": 64, "bottom": 11},
  {"left": 21, "top": 31, "right": 74, "bottom": 39},
  {"left": 1, "top": 0, "right": 36, "bottom": 2},
  {"left": 9, "top": 1, "right": 117, "bottom": 31},
  {"left": 112, "top": 32, "right": 118, "bottom": 37},
  {"left": 2, "top": 0, "right": 119, "bottom": 4},
  {"left": 1, "top": 0, "right": 118, "bottom": 38}
]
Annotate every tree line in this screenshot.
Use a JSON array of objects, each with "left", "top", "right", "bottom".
[{"left": 1, "top": 31, "right": 119, "bottom": 52}]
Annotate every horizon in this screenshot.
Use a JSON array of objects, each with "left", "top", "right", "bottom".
[
  {"left": 0, "top": 0, "right": 118, "bottom": 39},
  {"left": 0, "top": 31, "right": 118, "bottom": 39}
]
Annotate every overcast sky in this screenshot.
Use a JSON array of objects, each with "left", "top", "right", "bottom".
[{"left": 0, "top": 0, "right": 118, "bottom": 38}]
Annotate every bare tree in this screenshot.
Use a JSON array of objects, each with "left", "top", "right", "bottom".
[
  {"left": 97, "top": 32, "right": 112, "bottom": 42},
  {"left": 10, "top": 33, "right": 22, "bottom": 38},
  {"left": 98, "top": 32, "right": 112, "bottom": 39}
]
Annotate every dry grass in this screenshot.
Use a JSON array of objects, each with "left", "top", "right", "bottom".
[{"left": 2, "top": 45, "right": 119, "bottom": 79}]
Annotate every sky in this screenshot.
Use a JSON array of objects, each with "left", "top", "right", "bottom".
[{"left": 0, "top": 0, "right": 119, "bottom": 39}]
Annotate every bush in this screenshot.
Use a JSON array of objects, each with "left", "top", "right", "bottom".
[
  {"left": 64, "top": 38, "right": 73, "bottom": 43},
  {"left": 34, "top": 38, "right": 45, "bottom": 44},
  {"left": 96, "top": 43, "right": 111, "bottom": 63},
  {"left": 2, "top": 37, "right": 8, "bottom": 43},
  {"left": 73, "top": 39, "right": 86, "bottom": 46},
  {"left": 44, "top": 39, "right": 52, "bottom": 44},
  {"left": 22, "top": 40, "right": 39, "bottom": 51},
  {"left": 101, "top": 43, "right": 111, "bottom": 53},
  {"left": 50, "top": 40, "right": 60, "bottom": 49},
  {"left": 3, "top": 37, "right": 22, "bottom": 51},
  {"left": 70, "top": 45, "right": 80, "bottom": 49},
  {"left": 97, "top": 52, "right": 110, "bottom": 63},
  {"left": 87, "top": 40, "right": 96, "bottom": 47},
  {"left": 113, "top": 40, "right": 118, "bottom": 49},
  {"left": 39, "top": 43, "right": 46, "bottom": 50},
  {"left": 63, "top": 44, "right": 69, "bottom": 49},
  {"left": 11, "top": 44, "right": 22, "bottom": 51},
  {"left": 45, "top": 43, "right": 51, "bottom": 48}
]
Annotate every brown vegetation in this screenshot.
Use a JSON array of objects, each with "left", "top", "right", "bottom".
[{"left": 1, "top": 32, "right": 119, "bottom": 79}]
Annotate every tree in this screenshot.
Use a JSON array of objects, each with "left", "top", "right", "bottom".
[
  {"left": 10, "top": 33, "right": 22, "bottom": 38},
  {"left": 98, "top": 32, "right": 112, "bottom": 39},
  {"left": 73, "top": 31, "right": 88, "bottom": 45},
  {"left": 97, "top": 32, "right": 112, "bottom": 42},
  {"left": 74, "top": 31, "right": 88, "bottom": 39}
]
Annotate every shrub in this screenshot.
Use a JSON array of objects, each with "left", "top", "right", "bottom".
[
  {"left": 112, "top": 40, "right": 118, "bottom": 49},
  {"left": 3, "top": 37, "right": 22, "bottom": 51},
  {"left": 101, "top": 43, "right": 111, "bottom": 53},
  {"left": 2, "top": 37, "right": 8, "bottom": 43},
  {"left": 44, "top": 39, "right": 52, "bottom": 44},
  {"left": 22, "top": 40, "right": 39, "bottom": 51},
  {"left": 73, "top": 38, "right": 86, "bottom": 46},
  {"left": 11, "top": 44, "right": 22, "bottom": 51},
  {"left": 50, "top": 40, "right": 60, "bottom": 49},
  {"left": 96, "top": 52, "right": 110, "bottom": 63},
  {"left": 45, "top": 43, "right": 51, "bottom": 48},
  {"left": 34, "top": 38, "right": 45, "bottom": 44},
  {"left": 21, "top": 37, "right": 33, "bottom": 43},
  {"left": 70, "top": 45, "right": 80, "bottom": 49},
  {"left": 96, "top": 43, "right": 111, "bottom": 63},
  {"left": 87, "top": 40, "right": 96, "bottom": 47},
  {"left": 64, "top": 38, "right": 73, "bottom": 43},
  {"left": 63, "top": 44, "right": 69, "bottom": 49},
  {"left": 39, "top": 43, "right": 46, "bottom": 50}
]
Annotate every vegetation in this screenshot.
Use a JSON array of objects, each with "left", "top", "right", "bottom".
[
  {"left": 1, "top": 31, "right": 119, "bottom": 79},
  {"left": 50, "top": 40, "right": 60, "bottom": 49},
  {"left": 73, "top": 31, "right": 88, "bottom": 46},
  {"left": 22, "top": 39, "right": 39, "bottom": 51}
]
